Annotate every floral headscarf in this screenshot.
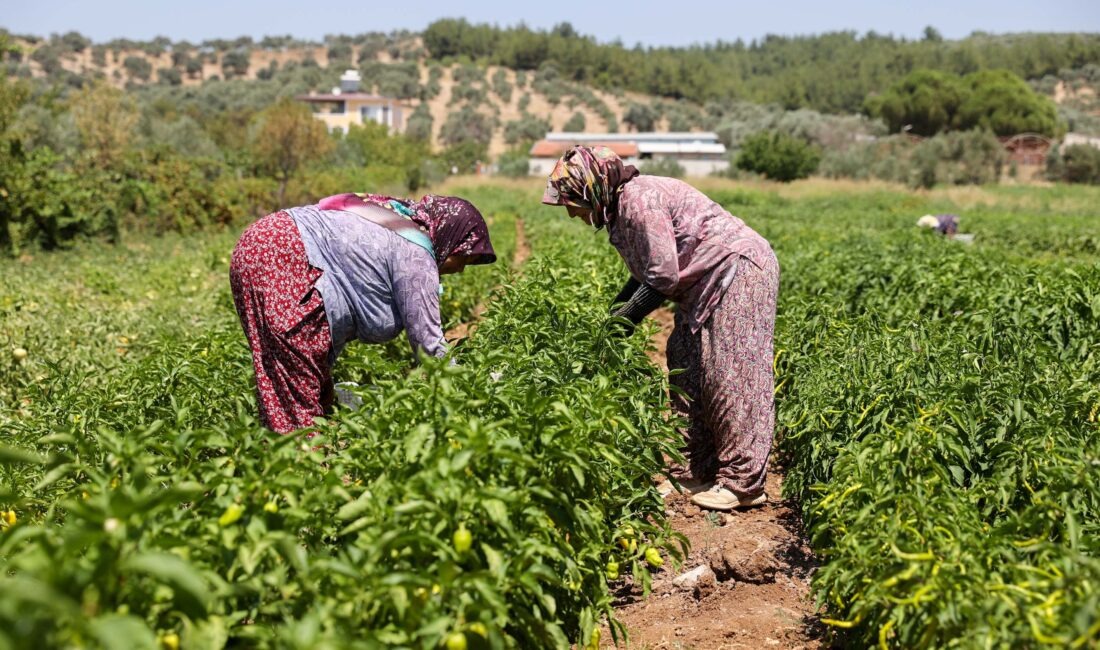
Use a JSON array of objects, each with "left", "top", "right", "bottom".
[
  {"left": 412, "top": 194, "right": 496, "bottom": 266},
  {"left": 541, "top": 145, "right": 640, "bottom": 228},
  {"left": 319, "top": 193, "right": 496, "bottom": 267}
]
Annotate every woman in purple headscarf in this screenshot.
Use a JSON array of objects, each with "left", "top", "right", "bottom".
[
  {"left": 229, "top": 192, "right": 495, "bottom": 434},
  {"left": 543, "top": 146, "right": 779, "bottom": 511}
]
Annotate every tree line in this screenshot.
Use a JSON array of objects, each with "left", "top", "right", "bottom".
[{"left": 422, "top": 19, "right": 1100, "bottom": 113}]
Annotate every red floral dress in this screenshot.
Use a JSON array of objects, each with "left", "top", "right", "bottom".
[{"left": 229, "top": 211, "right": 334, "bottom": 433}]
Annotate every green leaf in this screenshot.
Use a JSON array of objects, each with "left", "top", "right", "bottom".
[
  {"left": 88, "top": 614, "right": 157, "bottom": 650},
  {"left": 0, "top": 444, "right": 45, "bottom": 466},
  {"left": 121, "top": 552, "right": 211, "bottom": 618}
]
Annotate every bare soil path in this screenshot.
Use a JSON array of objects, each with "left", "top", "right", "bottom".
[{"left": 601, "top": 308, "right": 824, "bottom": 649}]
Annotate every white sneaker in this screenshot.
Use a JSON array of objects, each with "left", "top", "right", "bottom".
[
  {"left": 691, "top": 485, "right": 767, "bottom": 511},
  {"left": 656, "top": 477, "right": 715, "bottom": 497}
]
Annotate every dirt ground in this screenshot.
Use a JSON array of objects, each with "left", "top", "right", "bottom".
[{"left": 599, "top": 308, "right": 824, "bottom": 650}]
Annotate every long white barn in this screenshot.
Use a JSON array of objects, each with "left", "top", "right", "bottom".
[{"left": 530, "top": 132, "right": 730, "bottom": 176}]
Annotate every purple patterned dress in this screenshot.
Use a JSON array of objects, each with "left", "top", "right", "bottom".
[{"left": 610, "top": 176, "right": 780, "bottom": 498}]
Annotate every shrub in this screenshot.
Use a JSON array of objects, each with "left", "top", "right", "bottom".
[
  {"left": 405, "top": 103, "right": 433, "bottom": 142},
  {"left": 327, "top": 42, "right": 353, "bottom": 67},
  {"left": 495, "top": 148, "right": 531, "bottom": 177},
  {"left": 503, "top": 113, "right": 550, "bottom": 146},
  {"left": 449, "top": 83, "right": 487, "bottom": 106},
  {"left": 639, "top": 157, "right": 685, "bottom": 178},
  {"left": 623, "top": 102, "right": 658, "bottom": 132},
  {"left": 491, "top": 68, "right": 513, "bottom": 103},
  {"left": 122, "top": 56, "right": 154, "bottom": 82},
  {"left": 221, "top": 50, "right": 250, "bottom": 79},
  {"left": 866, "top": 68, "right": 1060, "bottom": 137},
  {"left": 1048, "top": 143, "right": 1100, "bottom": 184},
  {"left": 439, "top": 106, "right": 495, "bottom": 147},
  {"left": 438, "top": 140, "right": 488, "bottom": 174},
  {"left": 736, "top": 130, "right": 821, "bottom": 182},
  {"left": 819, "top": 130, "right": 1005, "bottom": 188},
  {"left": 563, "top": 111, "right": 586, "bottom": 132},
  {"left": 156, "top": 67, "right": 182, "bottom": 86},
  {"left": 30, "top": 46, "right": 63, "bottom": 75},
  {"left": 908, "top": 129, "right": 1004, "bottom": 188}
]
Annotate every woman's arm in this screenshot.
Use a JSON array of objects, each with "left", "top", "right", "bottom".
[
  {"left": 619, "top": 208, "right": 680, "bottom": 297},
  {"left": 391, "top": 252, "right": 446, "bottom": 358},
  {"left": 609, "top": 282, "right": 667, "bottom": 335}
]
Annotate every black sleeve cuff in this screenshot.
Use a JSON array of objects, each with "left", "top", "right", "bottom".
[
  {"left": 611, "top": 282, "right": 667, "bottom": 325},
  {"left": 610, "top": 276, "right": 641, "bottom": 310}
]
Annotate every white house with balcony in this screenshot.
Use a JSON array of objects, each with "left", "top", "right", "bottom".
[
  {"left": 530, "top": 132, "right": 729, "bottom": 176},
  {"left": 297, "top": 70, "right": 412, "bottom": 133}
]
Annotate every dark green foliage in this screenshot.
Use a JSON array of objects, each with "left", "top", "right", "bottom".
[
  {"left": 1048, "top": 143, "right": 1100, "bottom": 184},
  {"left": 736, "top": 130, "right": 821, "bottom": 181},
  {"left": 503, "top": 113, "right": 550, "bottom": 146},
  {"left": 439, "top": 106, "right": 496, "bottom": 147},
  {"left": 422, "top": 65, "right": 443, "bottom": 99},
  {"left": 452, "top": 63, "right": 486, "bottom": 85},
  {"left": 30, "top": 45, "right": 62, "bottom": 75},
  {"left": 865, "top": 69, "right": 967, "bottom": 136},
  {"left": 359, "top": 62, "right": 420, "bottom": 99},
  {"left": 123, "top": 56, "right": 153, "bottom": 82},
  {"left": 867, "top": 69, "right": 1059, "bottom": 136},
  {"left": 908, "top": 130, "right": 1005, "bottom": 188},
  {"left": 58, "top": 31, "right": 91, "bottom": 54},
  {"left": 405, "top": 102, "right": 433, "bottom": 142},
  {"left": 327, "top": 42, "right": 352, "bottom": 67},
  {"left": 956, "top": 70, "right": 1059, "bottom": 136},
  {"left": 438, "top": 141, "right": 487, "bottom": 174},
  {"left": 423, "top": 20, "right": 1100, "bottom": 112},
  {"left": 156, "top": 67, "right": 181, "bottom": 86},
  {"left": 563, "top": 111, "right": 586, "bottom": 132},
  {"left": 623, "top": 103, "right": 657, "bottom": 132},
  {"left": 820, "top": 131, "right": 1005, "bottom": 188},
  {"left": 337, "top": 120, "right": 430, "bottom": 192},
  {"left": 491, "top": 68, "right": 513, "bottom": 103},
  {"left": 220, "top": 50, "right": 250, "bottom": 79},
  {"left": 638, "top": 158, "right": 685, "bottom": 178},
  {"left": 0, "top": 196, "right": 684, "bottom": 647},
  {"left": 494, "top": 148, "right": 531, "bottom": 177},
  {"left": 749, "top": 191, "right": 1100, "bottom": 647},
  {"left": 449, "top": 83, "right": 487, "bottom": 106}
]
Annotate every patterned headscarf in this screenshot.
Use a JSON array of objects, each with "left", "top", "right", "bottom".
[
  {"left": 318, "top": 193, "right": 496, "bottom": 267},
  {"left": 541, "top": 145, "right": 639, "bottom": 229},
  {"left": 412, "top": 194, "right": 496, "bottom": 266}
]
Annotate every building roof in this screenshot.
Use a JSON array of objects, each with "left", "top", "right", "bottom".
[
  {"left": 529, "top": 140, "right": 640, "bottom": 158},
  {"left": 638, "top": 142, "right": 727, "bottom": 155},
  {"left": 545, "top": 131, "right": 721, "bottom": 143},
  {"left": 297, "top": 93, "right": 406, "bottom": 103}
]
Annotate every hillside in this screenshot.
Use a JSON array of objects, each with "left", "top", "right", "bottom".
[
  {"left": 6, "top": 27, "right": 1100, "bottom": 157},
  {"left": 4, "top": 34, "right": 670, "bottom": 156}
]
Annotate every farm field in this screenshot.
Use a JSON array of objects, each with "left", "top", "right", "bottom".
[{"left": 1, "top": 179, "right": 1099, "bottom": 649}]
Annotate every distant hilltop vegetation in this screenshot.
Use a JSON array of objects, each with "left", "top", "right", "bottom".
[{"left": 3, "top": 23, "right": 1099, "bottom": 156}]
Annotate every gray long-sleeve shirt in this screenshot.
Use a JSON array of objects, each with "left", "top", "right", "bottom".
[{"left": 287, "top": 204, "right": 446, "bottom": 359}]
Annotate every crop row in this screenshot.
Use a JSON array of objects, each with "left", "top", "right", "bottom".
[
  {"left": 0, "top": 194, "right": 681, "bottom": 649},
  {"left": 751, "top": 198, "right": 1100, "bottom": 647}
]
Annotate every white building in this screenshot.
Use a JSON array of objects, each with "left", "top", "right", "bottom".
[
  {"left": 530, "top": 132, "right": 729, "bottom": 176},
  {"left": 297, "top": 70, "right": 412, "bottom": 133},
  {"left": 1063, "top": 132, "right": 1100, "bottom": 151}
]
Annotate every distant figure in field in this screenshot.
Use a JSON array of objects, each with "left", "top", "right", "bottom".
[
  {"left": 229, "top": 193, "right": 495, "bottom": 433},
  {"left": 542, "top": 145, "right": 779, "bottom": 512},
  {"left": 917, "top": 214, "right": 959, "bottom": 237}
]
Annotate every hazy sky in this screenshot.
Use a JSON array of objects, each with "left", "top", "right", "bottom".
[{"left": 4, "top": 0, "right": 1099, "bottom": 46}]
